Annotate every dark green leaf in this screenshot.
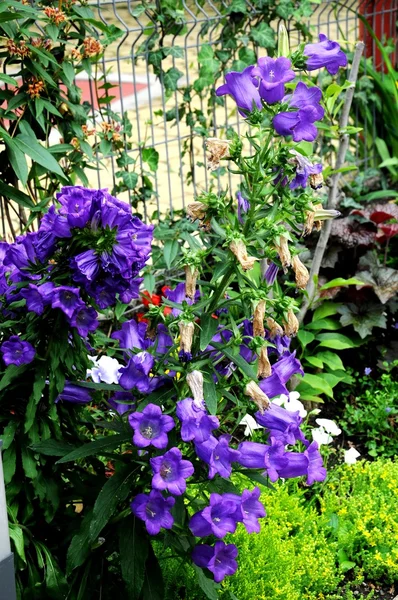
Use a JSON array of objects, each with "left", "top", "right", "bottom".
[
  {"left": 25, "top": 363, "right": 47, "bottom": 433},
  {"left": 67, "top": 510, "right": 93, "bottom": 574},
  {"left": 200, "top": 313, "right": 219, "bottom": 351},
  {"left": 0, "top": 73, "right": 17, "bottom": 85},
  {"left": 213, "top": 345, "right": 257, "bottom": 379},
  {"left": 142, "top": 147, "right": 159, "bottom": 172},
  {"left": 30, "top": 439, "right": 76, "bottom": 457},
  {"left": 297, "top": 329, "right": 315, "bottom": 347},
  {"left": 119, "top": 516, "right": 149, "bottom": 599},
  {"left": 14, "top": 134, "right": 68, "bottom": 180},
  {"left": 141, "top": 544, "right": 164, "bottom": 600},
  {"left": 0, "top": 364, "right": 28, "bottom": 391},
  {"left": 37, "top": 543, "right": 68, "bottom": 596},
  {"left": 163, "top": 67, "right": 183, "bottom": 92},
  {"left": 21, "top": 445, "right": 38, "bottom": 479},
  {"left": 4, "top": 138, "right": 28, "bottom": 185},
  {"left": 0, "top": 11, "right": 24, "bottom": 23},
  {"left": 56, "top": 433, "right": 132, "bottom": 464},
  {"left": 0, "top": 179, "right": 34, "bottom": 209},
  {"left": 203, "top": 374, "right": 218, "bottom": 415},
  {"left": 9, "top": 524, "right": 26, "bottom": 563},
  {"left": 121, "top": 171, "right": 138, "bottom": 190},
  {"left": 163, "top": 239, "right": 179, "bottom": 269},
  {"left": 194, "top": 566, "right": 219, "bottom": 600},
  {"left": 250, "top": 22, "right": 275, "bottom": 49}
]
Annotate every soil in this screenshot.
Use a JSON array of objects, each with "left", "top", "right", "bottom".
[{"left": 349, "top": 581, "right": 396, "bottom": 599}]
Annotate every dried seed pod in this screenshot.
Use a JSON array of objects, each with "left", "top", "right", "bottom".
[
  {"left": 179, "top": 321, "right": 194, "bottom": 355},
  {"left": 229, "top": 239, "right": 257, "bottom": 271},
  {"left": 184, "top": 265, "right": 199, "bottom": 300},
  {"left": 309, "top": 171, "right": 324, "bottom": 190},
  {"left": 186, "top": 370, "right": 204, "bottom": 408},
  {"left": 266, "top": 317, "right": 284, "bottom": 339},
  {"left": 245, "top": 380, "right": 270, "bottom": 412},
  {"left": 274, "top": 235, "right": 291, "bottom": 273},
  {"left": 253, "top": 299, "right": 266, "bottom": 338},
  {"left": 257, "top": 346, "right": 272, "bottom": 379},
  {"left": 283, "top": 309, "right": 299, "bottom": 337},
  {"left": 205, "top": 138, "right": 231, "bottom": 170},
  {"left": 291, "top": 255, "right": 310, "bottom": 290},
  {"left": 186, "top": 202, "right": 207, "bottom": 222}
]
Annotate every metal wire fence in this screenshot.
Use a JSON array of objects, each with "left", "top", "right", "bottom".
[{"left": 81, "top": 0, "right": 397, "bottom": 218}]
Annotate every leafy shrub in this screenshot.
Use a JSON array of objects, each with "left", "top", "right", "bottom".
[{"left": 339, "top": 372, "right": 398, "bottom": 458}]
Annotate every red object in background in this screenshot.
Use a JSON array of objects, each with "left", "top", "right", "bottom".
[
  {"left": 358, "top": 0, "right": 398, "bottom": 71},
  {"left": 141, "top": 291, "right": 162, "bottom": 307}
]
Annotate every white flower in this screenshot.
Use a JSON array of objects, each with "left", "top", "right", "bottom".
[
  {"left": 344, "top": 447, "right": 361, "bottom": 465},
  {"left": 272, "top": 391, "right": 307, "bottom": 418},
  {"left": 312, "top": 426, "right": 334, "bottom": 446},
  {"left": 87, "top": 355, "right": 123, "bottom": 385},
  {"left": 315, "top": 418, "right": 341, "bottom": 436},
  {"left": 239, "top": 414, "right": 264, "bottom": 437}
]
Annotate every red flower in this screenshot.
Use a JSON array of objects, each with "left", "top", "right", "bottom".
[{"left": 141, "top": 291, "right": 161, "bottom": 307}]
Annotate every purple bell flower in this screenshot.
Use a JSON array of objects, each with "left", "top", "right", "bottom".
[
  {"left": 163, "top": 282, "right": 199, "bottom": 317},
  {"left": 264, "top": 261, "right": 279, "bottom": 285},
  {"left": 108, "top": 391, "right": 135, "bottom": 415},
  {"left": 287, "top": 82, "right": 324, "bottom": 120},
  {"left": 237, "top": 438, "right": 289, "bottom": 482},
  {"left": 131, "top": 489, "right": 175, "bottom": 535},
  {"left": 192, "top": 541, "right": 238, "bottom": 583},
  {"left": 118, "top": 352, "right": 155, "bottom": 393},
  {"left": 0, "top": 335, "right": 35, "bottom": 366},
  {"left": 176, "top": 398, "right": 219, "bottom": 443},
  {"left": 223, "top": 487, "right": 266, "bottom": 533},
  {"left": 51, "top": 286, "right": 82, "bottom": 319},
  {"left": 289, "top": 150, "right": 323, "bottom": 190},
  {"left": 150, "top": 447, "right": 194, "bottom": 495},
  {"left": 189, "top": 492, "right": 238, "bottom": 538},
  {"left": 237, "top": 191, "right": 250, "bottom": 224},
  {"left": 70, "top": 305, "right": 99, "bottom": 337},
  {"left": 56, "top": 382, "right": 92, "bottom": 404},
  {"left": 128, "top": 403, "right": 174, "bottom": 449},
  {"left": 258, "top": 351, "right": 304, "bottom": 399},
  {"left": 216, "top": 66, "right": 262, "bottom": 117},
  {"left": 273, "top": 106, "right": 320, "bottom": 142},
  {"left": 20, "top": 284, "right": 45, "bottom": 315},
  {"left": 278, "top": 441, "right": 327, "bottom": 485},
  {"left": 194, "top": 434, "right": 240, "bottom": 479},
  {"left": 304, "top": 33, "right": 348, "bottom": 75},
  {"left": 255, "top": 403, "right": 308, "bottom": 446},
  {"left": 73, "top": 249, "right": 100, "bottom": 282},
  {"left": 252, "top": 57, "right": 295, "bottom": 104},
  {"left": 57, "top": 186, "right": 94, "bottom": 228},
  {"left": 38, "top": 205, "right": 71, "bottom": 239},
  {"left": 112, "top": 319, "right": 149, "bottom": 351}
]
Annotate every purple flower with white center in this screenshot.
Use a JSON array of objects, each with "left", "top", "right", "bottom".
[
  {"left": 216, "top": 66, "right": 262, "bottom": 117},
  {"left": 223, "top": 487, "right": 266, "bottom": 533},
  {"left": 237, "top": 191, "right": 250, "bottom": 224},
  {"left": 118, "top": 352, "right": 156, "bottom": 393},
  {"left": 128, "top": 403, "right": 174, "bottom": 449},
  {"left": 189, "top": 493, "right": 238, "bottom": 538},
  {"left": 56, "top": 382, "right": 92, "bottom": 404},
  {"left": 277, "top": 441, "right": 327, "bottom": 485},
  {"left": 150, "top": 447, "right": 194, "bottom": 495},
  {"left": 112, "top": 319, "right": 149, "bottom": 351},
  {"left": 0, "top": 335, "right": 35, "bottom": 366},
  {"left": 264, "top": 261, "right": 279, "bottom": 285},
  {"left": 109, "top": 391, "right": 135, "bottom": 415},
  {"left": 252, "top": 57, "right": 295, "bottom": 104},
  {"left": 51, "top": 286, "right": 82, "bottom": 319},
  {"left": 176, "top": 398, "right": 219, "bottom": 443},
  {"left": 289, "top": 150, "right": 323, "bottom": 190},
  {"left": 255, "top": 403, "right": 308, "bottom": 446},
  {"left": 194, "top": 434, "right": 240, "bottom": 479},
  {"left": 131, "top": 489, "right": 175, "bottom": 535},
  {"left": 70, "top": 305, "right": 98, "bottom": 337},
  {"left": 57, "top": 186, "right": 94, "bottom": 228},
  {"left": 304, "top": 33, "right": 348, "bottom": 75},
  {"left": 192, "top": 541, "right": 238, "bottom": 583}
]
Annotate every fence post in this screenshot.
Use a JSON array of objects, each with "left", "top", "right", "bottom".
[{"left": 0, "top": 441, "right": 16, "bottom": 600}]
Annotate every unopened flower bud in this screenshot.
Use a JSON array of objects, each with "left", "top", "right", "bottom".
[
  {"left": 257, "top": 346, "right": 272, "bottom": 379},
  {"left": 292, "top": 255, "right": 310, "bottom": 290},
  {"left": 277, "top": 23, "right": 290, "bottom": 58},
  {"left": 274, "top": 235, "right": 291, "bottom": 273},
  {"left": 266, "top": 317, "right": 284, "bottom": 339},
  {"left": 245, "top": 380, "right": 270, "bottom": 412},
  {"left": 229, "top": 239, "right": 257, "bottom": 271},
  {"left": 283, "top": 309, "right": 299, "bottom": 337},
  {"left": 205, "top": 138, "right": 231, "bottom": 171},
  {"left": 179, "top": 321, "right": 194, "bottom": 355},
  {"left": 186, "top": 370, "right": 204, "bottom": 408},
  {"left": 184, "top": 265, "right": 199, "bottom": 300},
  {"left": 253, "top": 299, "right": 266, "bottom": 338}
]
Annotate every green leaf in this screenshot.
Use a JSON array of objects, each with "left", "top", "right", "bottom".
[
  {"left": 194, "top": 566, "right": 219, "bottom": 600},
  {"left": 30, "top": 439, "right": 76, "bottom": 457},
  {"left": 141, "top": 545, "right": 164, "bottom": 600},
  {"left": 0, "top": 11, "right": 24, "bottom": 22},
  {"left": 313, "top": 302, "right": 341, "bottom": 321},
  {"left": 197, "top": 44, "right": 220, "bottom": 75},
  {"left": 143, "top": 272, "right": 155, "bottom": 294},
  {"left": 142, "top": 147, "right": 159, "bottom": 172},
  {"left": 297, "top": 373, "right": 334, "bottom": 398},
  {"left": 119, "top": 517, "right": 149, "bottom": 599},
  {"left": 56, "top": 433, "right": 132, "bottom": 464},
  {"left": 62, "top": 62, "right": 75, "bottom": 86},
  {"left": 305, "top": 356, "right": 324, "bottom": 369},
  {"left": 163, "top": 239, "right": 179, "bottom": 269},
  {"left": 306, "top": 318, "right": 341, "bottom": 331},
  {"left": 0, "top": 73, "right": 18, "bottom": 85},
  {"left": 9, "top": 524, "right": 26, "bottom": 563},
  {"left": 297, "top": 330, "right": 315, "bottom": 347},
  {"left": 215, "top": 346, "right": 257, "bottom": 380},
  {"left": 4, "top": 138, "right": 28, "bottom": 185},
  {"left": 200, "top": 313, "right": 219, "bottom": 351},
  {"left": 320, "top": 277, "right": 364, "bottom": 291},
  {"left": 163, "top": 46, "right": 184, "bottom": 58},
  {"left": 249, "top": 22, "right": 275, "bottom": 49},
  {"left": 316, "top": 333, "right": 358, "bottom": 350},
  {"left": 2, "top": 445, "right": 16, "bottom": 484},
  {"left": 67, "top": 510, "right": 93, "bottom": 574},
  {"left": 14, "top": 134, "right": 68, "bottom": 181},
  {"left": 294, "top": 141, "right": 313, "bottom": 157},
  {"left": 322, "top": 372, "right": 346, "bottom": 389},
  {"left": 25, "top": 363, "right": 47, "bottom": 433},
  {"left": 21, "top": 445, "right": 38, "bottom": 479},
  {"left": 0, "top": 364, "right": 28, "bottom": 391},
  {"left": 1, "top": 421, "right": 18, "bottom": 449},
  {"left": 203, "top": 374, "right": 218, "bottom": 415},
  {"left": 0, "top": 179, "right": 34, "bottom": 209},
  {"left": 89, "top": 464, "right": 138, "bottom": 542},
  {"left": 37, "top": 543, "right": 68, "bottom": 596},
  {"left": 316, "top": 351, "right": 345, "bottom": 371},
  {"left": 163, "top": 67, "right": 183, "bottom": 91},
  {"left": 361, "top": 190, "right": 398, "bottom": 202},
  {"left": 121, "top": 171, "right": 138, "bottom": 190}
]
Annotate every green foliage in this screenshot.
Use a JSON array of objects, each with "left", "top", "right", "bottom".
[{"left": 339, "top": 372, "right": 398, "bottom": 458}]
